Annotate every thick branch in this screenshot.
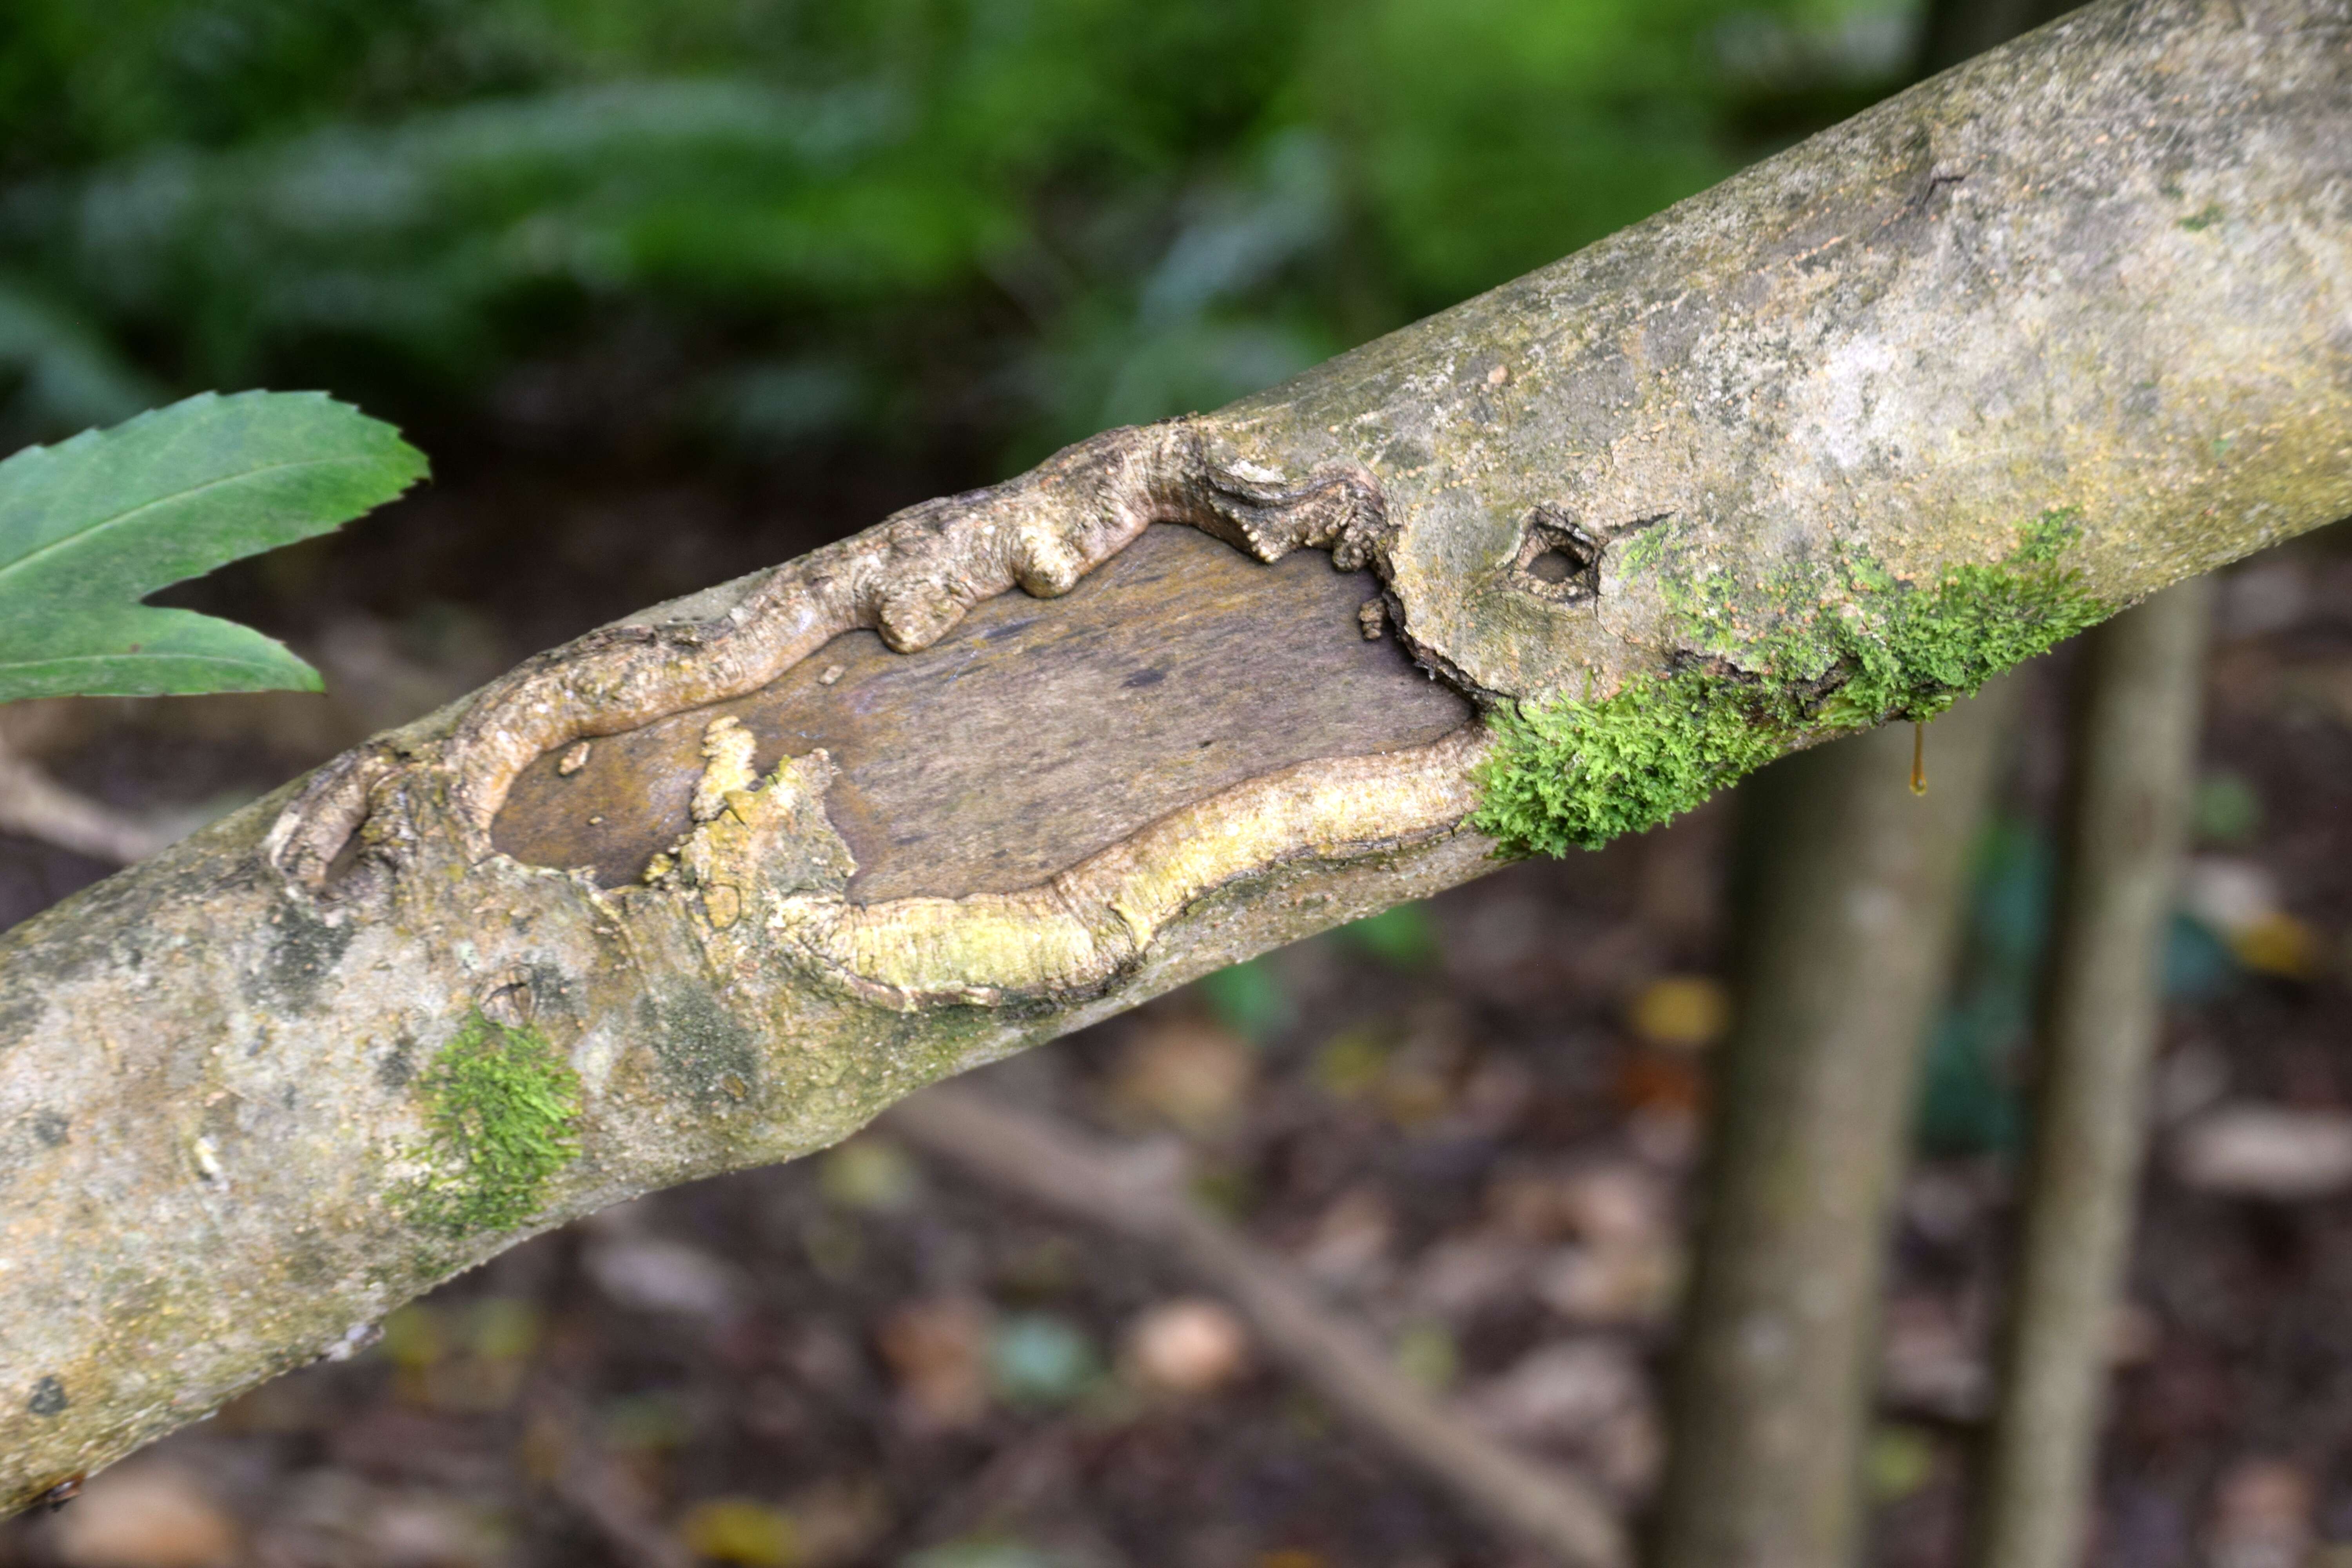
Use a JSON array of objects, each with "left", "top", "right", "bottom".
[{"left": 3, "top": 0, "right": 2348, "bottom": 1510}]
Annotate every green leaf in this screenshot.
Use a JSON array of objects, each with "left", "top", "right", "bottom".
[{"left": 0, "top": 390, "right": 428, "bottom": 704}]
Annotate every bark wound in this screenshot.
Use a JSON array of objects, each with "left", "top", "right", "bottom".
[
  {"left": 13, "top": 0, "right": 2352, "bottom": 1511},
  {"left": 265, "top": 417, "right": 1481, "bottom": 1010},
  {"left": 1511, "top": 507, "right": 1608, "bottom": 604},
  {"left": 494, "top": 526, "right": 1469, "bottom": 898},
  {"left": 639, "top": 720, "right": 1484, "bottom": 1009}
]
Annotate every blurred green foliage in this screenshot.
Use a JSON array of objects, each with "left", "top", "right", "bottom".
[
  {"left": 1335, "top": 901, "right": 1440, "bottom": 970},
  {"left": 2192, "top": 767, "right": 2263, "bottom": 846},
  {"left": 0, "top": 0, "right": 1918, "bottom": 457},
  {"left": 1198, "top": 955, "right": 1294, "bottom": 1043}
]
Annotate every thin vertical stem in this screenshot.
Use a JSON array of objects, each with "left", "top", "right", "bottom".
[
  {"left": 1654, "top": 677, "right": 2023, "bottom": 1568},
  {"left": 1966, "top": 580, "right": 2213, "bottom": 1568}
]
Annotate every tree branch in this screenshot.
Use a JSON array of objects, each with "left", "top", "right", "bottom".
[
  {"left": 0, "top": 731, "right": 176, "bottom": 866},
  {"left": 1653, "top": 676, "right": 2023, "bottom": 1568},
  {"left": 4, "top": 0, "right": 2348, "bottom": 1509},
  {"left": 1965, "top": 580, "right": 2214, "bottom": 1568}
]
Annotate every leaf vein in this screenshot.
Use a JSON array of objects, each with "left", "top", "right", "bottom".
[{"left": 0, "top": 452, "right": 382, "bottom": 590}]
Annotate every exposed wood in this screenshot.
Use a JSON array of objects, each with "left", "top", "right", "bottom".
[
  {"left": 494, "top": 525, "right": 1468, "bottom": 900},
  {"left": 1966, "top": 581, "right": 2213, "bottom": 1568},
  {"left": 887, "top": 1084, "right": 1630, "bottom": 1568}
]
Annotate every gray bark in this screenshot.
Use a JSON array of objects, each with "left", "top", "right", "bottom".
[
  {"left": 1653, "top": 679, "right": 2022, "bottom": 1568},
  {"left": 3, "top": 0, "right": 2348, "bottom": 1510},
  {"left": 1642, "top": 4, "right": 2089, "bottom": 1559},
  {"left": 1965, "top": 581, "right": 2213, "bottom": 1568}
]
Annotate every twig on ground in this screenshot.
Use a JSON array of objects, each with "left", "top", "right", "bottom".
[
  {"left": 0, "top": 731, "right": 176, "bottom": 864},
  {"left": 533, "top": 1389, "right": 696, "bottom": 1568},
  {"left": 1966, "top": 581, "right": 2213, "bottom": 1568},
  {"left": 885, "top": 1084, "right": 1631, "bottom": 1568}
]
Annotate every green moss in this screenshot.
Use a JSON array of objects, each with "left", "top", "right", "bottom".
[
  {"left": 1474, "top": 667, "right": 1778, "bottom": 856},
  {"left": 404, "top": 1011, "right": 582, "bottom": 1235},
  {"left": 1473, "top": 513, "right": 2106, "bottom": 855}
]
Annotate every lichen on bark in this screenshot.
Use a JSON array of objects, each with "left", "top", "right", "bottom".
[{"left": 1472, "top": 514, "right": 2108, "bottom": 855}]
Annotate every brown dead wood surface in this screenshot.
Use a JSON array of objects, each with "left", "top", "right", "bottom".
[{"left": 495, "top": 525, "right": 1469, "bottom": 901}]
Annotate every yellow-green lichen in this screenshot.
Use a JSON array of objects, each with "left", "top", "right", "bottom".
[
  {"left": 403, "top": 1011, "right": 582, "bottom": 1234},
  {"left": 1473, "top": 513, "right": 2105, "bottom": 855}
]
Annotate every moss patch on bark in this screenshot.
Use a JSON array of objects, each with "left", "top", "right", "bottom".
[
  {"left": 405, "top": 1011, "right": 582, "bottom": 1235},
  {"left": 1474, "top": 514, "right": 2105, "bottom": 855}
]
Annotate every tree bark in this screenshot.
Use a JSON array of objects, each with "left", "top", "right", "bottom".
[
  {"left": 1653, "top": 677, "right": 2022, "bottom": 1568},
  {"left": 1965, "top": 580, "right": 2213, "bottom": 1568},
  {"left": 1644, "top": 4, "right": 2093, "bottom": 1561},
  {"left": 3, "top": 0, "right": 2348, "bottom": 1510}
]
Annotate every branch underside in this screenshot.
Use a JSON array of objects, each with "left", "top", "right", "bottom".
[{"left": 7, "top": 0, "right": 2352, "bottom": 1511}]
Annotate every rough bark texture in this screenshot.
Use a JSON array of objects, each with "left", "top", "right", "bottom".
[
  {"left": 1652, "top": 678, "right": 2022, "bottom": 1568},
  {"left": 1965, "top": 580, "right": 2214, "bottom": 1568},
  {"left": 3, "top": 0, "right": 2348, "bottom": 1509}
]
